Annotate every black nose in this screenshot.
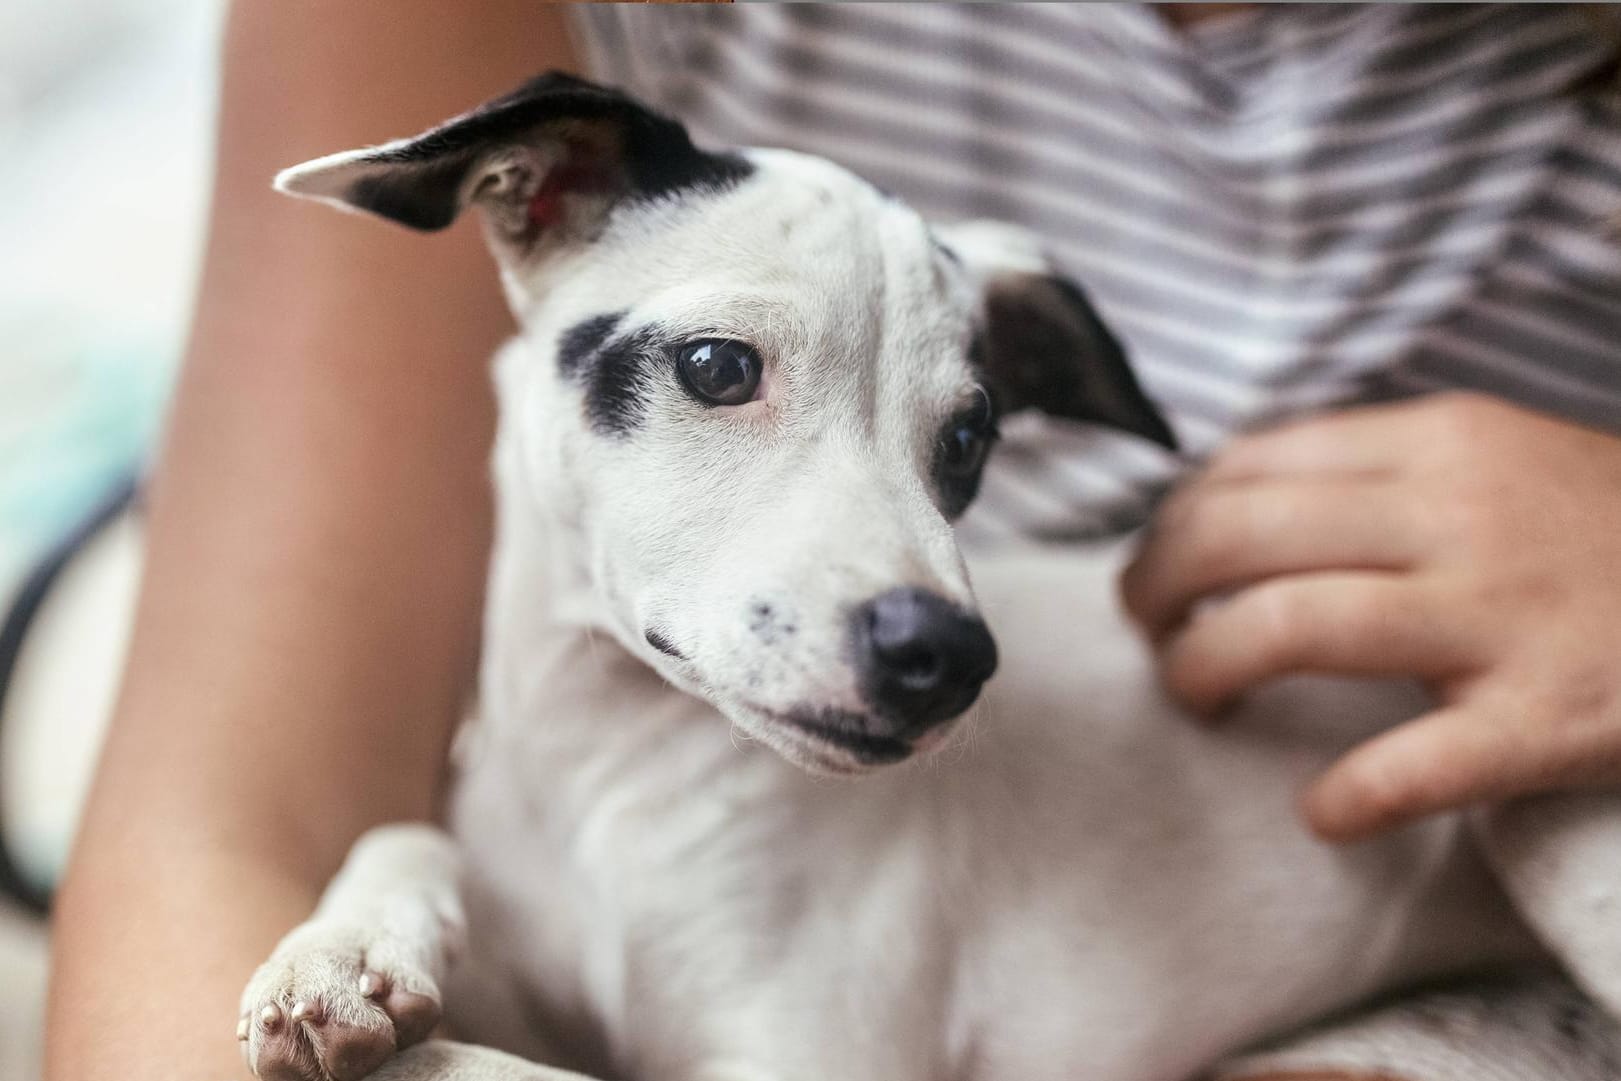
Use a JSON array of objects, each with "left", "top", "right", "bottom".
[{"left": 851, "top": 587, "right": 997, "bottom": 735}]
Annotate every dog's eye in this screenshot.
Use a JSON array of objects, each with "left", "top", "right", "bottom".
[
  {"left": 677, "top": 340, "right": 762, "bottom": 407},
  {"left": 938, "top": 388, "right": 997, "bottom": 480},
  {"left": 939, "top": 423, "right": 991, "bottom": 479}
]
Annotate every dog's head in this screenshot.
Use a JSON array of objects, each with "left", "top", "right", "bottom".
[{"left": 278, "top": 73, "right": 1175, "bottom": 775}]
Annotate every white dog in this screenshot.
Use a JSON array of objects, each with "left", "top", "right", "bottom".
[{"left": 238, "top": 74, "right": 1621, "bottom": 1081}]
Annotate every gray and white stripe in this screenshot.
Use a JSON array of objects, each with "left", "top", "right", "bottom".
[{"left": 572, "top": 3, "right": 1621, "bottom": 541}]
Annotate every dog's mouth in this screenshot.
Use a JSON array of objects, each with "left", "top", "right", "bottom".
[{"left": 756, "top": 707, "right": 916, "bottom": 773}]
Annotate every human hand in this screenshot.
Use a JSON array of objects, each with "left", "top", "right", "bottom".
[
  {"left": 1120, "top": 393, "right": 1621, "bottom": 841},
  {"left": 1227, "top": 1073, "right": 1410, "bottom": 1081}
]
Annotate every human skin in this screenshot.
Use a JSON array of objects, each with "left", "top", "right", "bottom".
[
  {"left": 1123, "top": 393, "right": 1621, "bottom": 842},
  {"left": 44, "top": 4, "right": 579, "bottom": 1078}
]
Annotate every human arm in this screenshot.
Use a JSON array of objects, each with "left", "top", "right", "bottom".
[
  {"left": 45, "top": 4, "right": 579, "bottom": 1077},
  {"left": 1121, "top": 392, "right": 1621, "bottom": 841}
]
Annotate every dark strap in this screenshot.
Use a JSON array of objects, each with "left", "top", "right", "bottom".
[{"left": 0, "top": 476, "right": 140, "bottom": 916}]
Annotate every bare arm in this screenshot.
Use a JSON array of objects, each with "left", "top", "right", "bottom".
[{"left": 46, "top": 4, "right": 579, "bottom": 1077}]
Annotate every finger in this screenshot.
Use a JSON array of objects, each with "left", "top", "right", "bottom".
[
  {"left": 1226, "top": 1074, "right": 1414, "bottom": 1081},
  {"left": 1302, "top": 702, "right": 1536, "bottom": 841},
  {"left": 1159, "top": 573, "right": 1478, "bottom": 715},
  {"left": 1122, "top": 476, "right": 1423, "bottom": 641},
  {"left": 1204, "top": 400, "right": 1443, "bottom": 483}
]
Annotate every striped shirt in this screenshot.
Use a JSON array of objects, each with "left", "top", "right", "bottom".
[{"left": 570, "top": 3, "right": 1621, "bottom": 541}]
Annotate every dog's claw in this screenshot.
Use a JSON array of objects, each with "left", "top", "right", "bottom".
[
  {"left": 260, "top": 1004, "right": 283, "bottom": 1030},
  {"left": 358, "top": 971, "right": 383, "bottom": 998},
  {"left": 290, "top": 999, "right": 321, "bottom": 1024},
  {"left": 237, "top": 1017, "right": 250, "bottom": 1041}
]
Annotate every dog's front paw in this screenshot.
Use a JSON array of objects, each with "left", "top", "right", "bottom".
[{"left": 239, "top": 923, "right": 441, "bottom": 1081}]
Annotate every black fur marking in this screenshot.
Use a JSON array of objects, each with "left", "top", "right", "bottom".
[
  {"left": 557, "top": 312, "right": 625, "bottom": 376},
  {"left": 339, "top": 71, "right": 754, "bottom": 231},
  {"left": 556, "top": 317, "right": 691, "bottom": 438},
  {"left": 347, "top": 158, "right": 472, "bottom": 231},
  {"left": 980, "top": 275, "right": 1176, "bottom": 450},
  {"left": 554, "top": 314, "right": 658, "bottom": 437},
  {"left": 644, "top": 629, "right": 685, "bottom": 660},
  {"left": 584, "top": 326, "right": 659, "bottom": 437}
]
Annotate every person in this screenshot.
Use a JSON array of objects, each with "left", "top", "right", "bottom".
[{"left": 45, "top": 4, "right": 1621, "bottom": 1080}]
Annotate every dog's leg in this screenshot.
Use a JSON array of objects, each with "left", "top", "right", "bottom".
[
  {"left": 240, "top": 824, "right": 465, "bottom": 1081},
  {"left": 1210, "top": 972, "right": 1621, "bottom": 1081},
  {"left": 1221, "top": 1074, "right": 1408, "bottom": 1080},
  {"left": 1474, "top": 791, "right": 1621, "bottom": 1018},
  {"left": 364, "top": 1042, "right": 785, "bottom": 1081},
  {"left": 363, "top": 1042, "right": 594, "bottom": 1081}
]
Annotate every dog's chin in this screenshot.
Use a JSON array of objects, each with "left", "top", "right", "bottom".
[
  {"left": 646, "top": 659, "right": 921, "bottom": 775},
  {"left": 725, "top": 703, "right": 954, "bottom": 778}
]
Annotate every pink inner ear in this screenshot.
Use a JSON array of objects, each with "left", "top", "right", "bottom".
[{"left": 527, "top": 155, "right": 613, "bottom": 229}]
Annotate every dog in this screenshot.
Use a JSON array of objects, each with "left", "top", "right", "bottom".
[{"left": 237, "top": 73, "right": 1621, "bottom": 1081}]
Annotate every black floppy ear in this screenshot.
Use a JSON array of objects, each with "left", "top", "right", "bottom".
[
  {"left": 273, "top": 71, "right": 751, "bottom": 238},
  {"left": 938, "top": 221, "right": 1177, "bottom": 451},
  {"left": 980, "top": 274, "right": 1177, "bottom": 450}
]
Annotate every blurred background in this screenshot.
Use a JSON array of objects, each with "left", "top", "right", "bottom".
[{"left": 0, "top": 0, "right": 224, "bottom": 1073}]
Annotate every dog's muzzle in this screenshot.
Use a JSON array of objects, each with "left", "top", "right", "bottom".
[{"left": 848, "top": 587, "right": 998, "bottom": 740}]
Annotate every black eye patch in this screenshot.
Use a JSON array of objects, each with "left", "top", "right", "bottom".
[
  {"left": 557, "top": 311, "right": 625, "bottom": 376},
  {"left": 554, "top": 310, "right": 663, "bottom": 437}
]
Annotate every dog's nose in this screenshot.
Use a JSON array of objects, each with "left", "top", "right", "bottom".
[{"left": 851, "top": 587, "right": 997, "bottom": 735}]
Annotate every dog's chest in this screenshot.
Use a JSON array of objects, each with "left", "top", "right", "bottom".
[
  {"left": 448, "top": 543, "right": 1531, "bottom": 1081},
  {"left": 449, "top": 686, "right": 967, "bottom": 1080}
]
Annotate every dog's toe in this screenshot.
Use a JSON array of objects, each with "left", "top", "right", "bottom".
[
  {"left": 310, "top": 1015, "right": 397, "bottom": 1081},
  {"left": 360, "top": 971, "right": 442, "bottom": 1048},
  {"left": 240, "top": 931, "right": 441, "bottom": 1081},
  {"left": 242, "top": 984, "right": 401, "bottom": 1081},
  {"left": 243, "top": 1004, "right": 335, "bottom": 1081}
]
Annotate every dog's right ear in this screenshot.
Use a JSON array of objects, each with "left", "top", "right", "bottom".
[
  {"left": 274, "top": 71, "right": 751, "bottom": 242},
  {"left": 935, "top": 220, "right": 1178, "bottom": 451}
]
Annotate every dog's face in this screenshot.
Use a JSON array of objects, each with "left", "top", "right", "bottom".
[{"left": 278, "top": 74, "right": 1175, "bottom": 775}]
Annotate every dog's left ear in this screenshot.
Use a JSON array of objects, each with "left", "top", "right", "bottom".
[
  {"left": 273, "top": 71, "right": 750, "bottom": 242},
  {"left": 939, "top": 222, "right": 1177, "bottom": 451}
]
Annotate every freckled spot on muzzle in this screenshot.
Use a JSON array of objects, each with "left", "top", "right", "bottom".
[{"left": 747, "top": 600, "right": 798, "bottom": 645}]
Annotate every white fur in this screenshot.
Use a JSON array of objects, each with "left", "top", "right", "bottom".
[{"left": 244, "top": 138, "right": 1621, "bottom": 1081}]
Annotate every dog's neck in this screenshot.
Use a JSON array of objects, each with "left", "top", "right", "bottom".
[{"left": 483, "top": 375, "right": 604, "bottom": 651}]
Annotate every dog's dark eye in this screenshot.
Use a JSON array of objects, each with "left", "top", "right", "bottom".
[
  {"left": 934, "top": 388, "right": 998, "bottom": 518},
  {"left": 939, "top": 424, "right": 990, "bottom": 479},
  {"left": 938, "top": 388, "right": 997, "bottom": 480},
  {"left": 677, "top": 340, "right": 762, "bottom": 407}
]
